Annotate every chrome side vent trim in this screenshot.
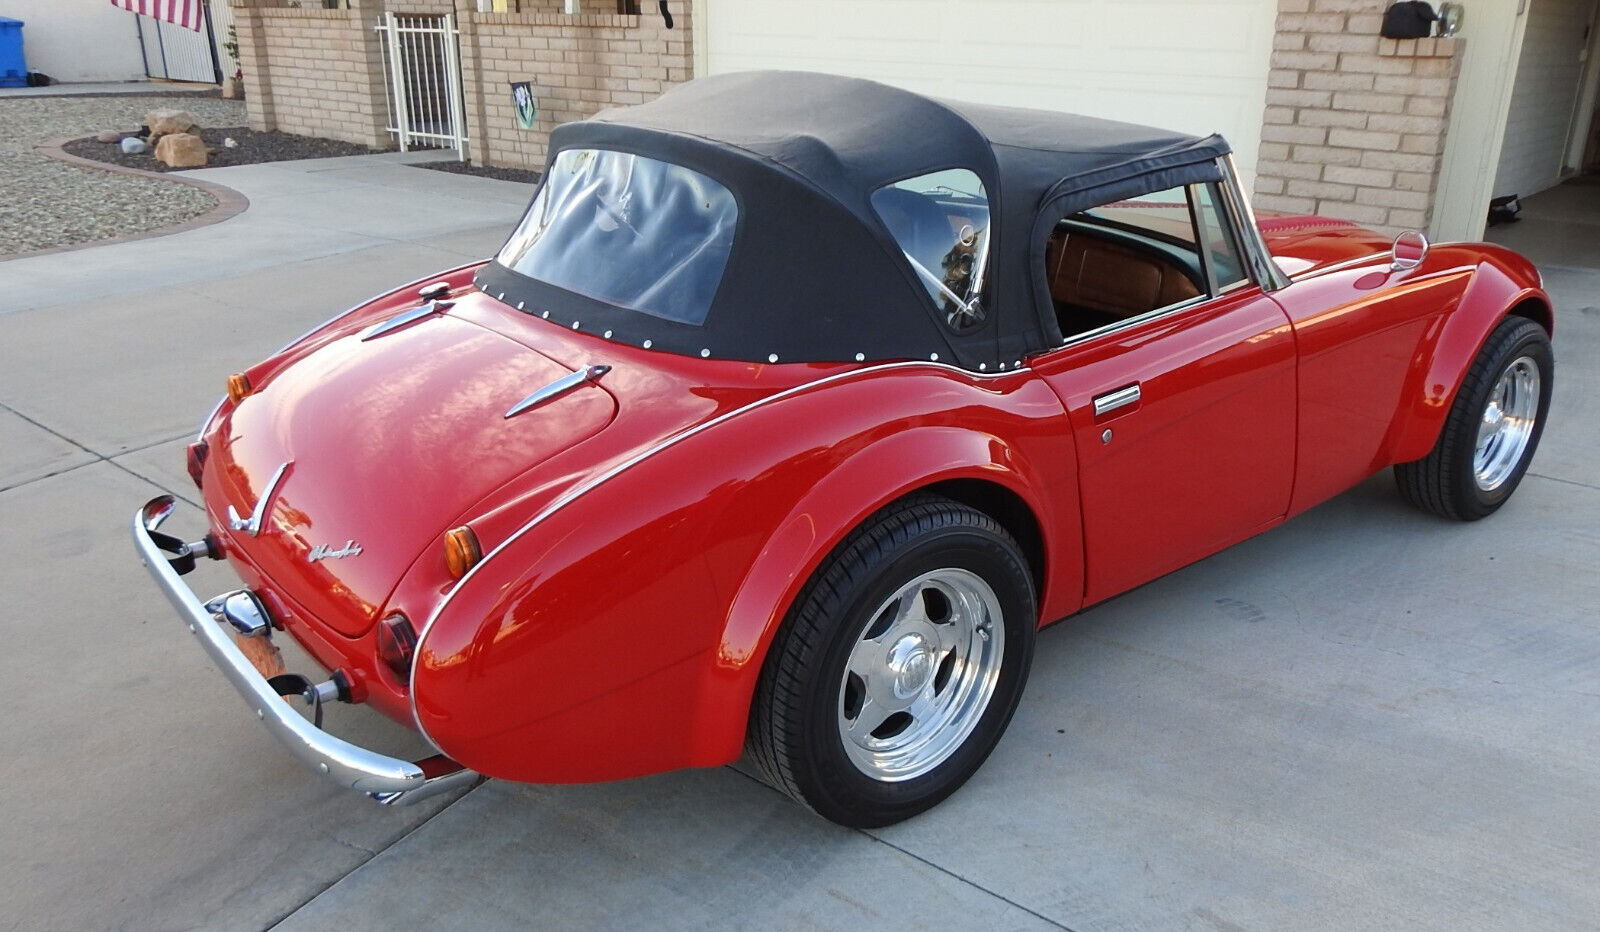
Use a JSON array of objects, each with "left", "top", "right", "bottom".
[
  {"left": 359, "top": 299, "right": 455, "bottom": 342},
  {"left": 504, "top": 365, "right": 611, "bottom": 419}
]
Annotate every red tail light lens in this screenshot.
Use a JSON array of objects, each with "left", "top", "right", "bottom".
[
  {"left": 185, "top": 441, "right": 209, "bottom": 489},
  {"left": 375, "top": 613, "right": 418, "bottom": 682}
]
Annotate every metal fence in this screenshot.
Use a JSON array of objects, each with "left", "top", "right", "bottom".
[
  {"left": 376, "top": 13, "right": 469, "bottom": 159},
  {"left": 134, "top": 3, "right": 223, "bottom": 84}
]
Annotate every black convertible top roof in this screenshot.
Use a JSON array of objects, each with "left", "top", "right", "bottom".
[{"left": 478, "top": 71, "right": 1232, "bottom": 369}]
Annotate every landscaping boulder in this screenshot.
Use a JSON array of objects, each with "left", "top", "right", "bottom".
[
  {"left": 95, "top": 130, "right": 127, "bottom": 144},
  {"left": 144, "top": 108, "right": 200, "bottom": 140},
  {"left": 155, "top": 132, "right": 208, "bottom": 168}
]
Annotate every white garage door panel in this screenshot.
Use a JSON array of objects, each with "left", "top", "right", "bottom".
[{"left": 703, "top": 0, "right": 1275, "bottom": 180}]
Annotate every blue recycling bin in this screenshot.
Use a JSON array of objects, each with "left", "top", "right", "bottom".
[{"left": 0, "top": 18, "right": 26, "bottom": 88}]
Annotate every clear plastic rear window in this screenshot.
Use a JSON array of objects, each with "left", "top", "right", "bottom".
[
  {"left": 870, "top": 169, "right": 991, "bottom": 327},
  {"left": 496, "top": 149, "right": 737, "bottom": 325}
]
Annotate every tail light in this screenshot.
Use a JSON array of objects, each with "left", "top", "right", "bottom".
[
  {"left": 376, "top": 613, "right": 418, "bottom": 681},
  {"left": 185, "top": 441, "right": 209, "bottom": 489}
]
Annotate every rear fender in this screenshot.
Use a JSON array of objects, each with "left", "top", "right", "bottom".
[
  {"left": 1388, "top": 247, "right": 1551, "bottom": 464},
  {"left": 411, "top": 367, "right": 1076, "bottom": 783}
]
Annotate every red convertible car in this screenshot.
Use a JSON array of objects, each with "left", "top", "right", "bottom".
[{"left": 135, "top": 72, "right": 1553, "bottom": 827}]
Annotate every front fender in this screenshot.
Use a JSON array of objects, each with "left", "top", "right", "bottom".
[
  {"left": 411, "top": 365, "right": 1076, "bottom": 783},
  {"left": 1389, "top": 245, "right": 1551, "bottom": 464}
]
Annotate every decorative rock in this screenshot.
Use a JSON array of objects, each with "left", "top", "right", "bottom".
[
  {"left": 223, "top": 137, "right": 238, "bottom": 148},
  {"left": 154, "top": 132, "right": 208, "bottom": 168},
  {"left": 95, "top": 130, "right": 126, "bottom": 144},
  {"left": 144, "top": 108, "right": 200, "bottom": 140},
  {"left": 119, "top": 137, "right": 148, "bottom": 155}
]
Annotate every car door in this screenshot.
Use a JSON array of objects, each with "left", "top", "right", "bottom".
[{"left": 1031, "top": 182, "right": 1296, "bottom": 605}]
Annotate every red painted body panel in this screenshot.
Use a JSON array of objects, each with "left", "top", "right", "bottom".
[
  {"left": 412, "top": 366, "right": 1078, "bottom": 781},
  {"left": 194, "top": 211, "right": 1548, "bottom": 786},
  {"left": 1034, "top": 288, "right": 1297, "bottom": 603}
]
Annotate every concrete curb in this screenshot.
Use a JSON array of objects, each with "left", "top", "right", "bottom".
[{"left": 13, "top": 135, "right": 252, "bottom": 262}]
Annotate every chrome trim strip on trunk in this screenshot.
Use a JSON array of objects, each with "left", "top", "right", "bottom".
[
  {"left": 133, "top": 496, "right": 477, "bottom": 804},
  {"left": 359, "top": 299, "right": 455, "bottom": 342},
  {"left": 504, "top": 364, "right": 611, "bottom": 419},
  {"left": 225, "top": 460, "right": 291, "bottom": 537}
]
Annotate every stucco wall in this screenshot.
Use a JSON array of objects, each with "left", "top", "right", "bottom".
[{"left": 4, "top": 0, "right": 147, "bottom": 83}]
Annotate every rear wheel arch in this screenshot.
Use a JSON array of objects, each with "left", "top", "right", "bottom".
[
  {"left": 922, "top": 478, "right": 1046, "bottom": 600},
  {"left": 710, "top": 439, "right": 1065, "bottom": 763}
]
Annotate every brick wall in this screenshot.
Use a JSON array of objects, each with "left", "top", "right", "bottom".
[
  {"left": 231, "top": 0, "right": 690, "bottom": 170},
  {"left": 1255, "top": 0, "right": 1463, "bottom": 235},
  {"left": 231, "top": 0, "right": 390, "bottom": 148},
  {"left": 460, "top": 6, "right": 692, "bottom": 170}
]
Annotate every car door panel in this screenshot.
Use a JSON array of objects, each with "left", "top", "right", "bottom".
[{"left": 1034, "top": 289, "right": 1296, "bottom": 604}]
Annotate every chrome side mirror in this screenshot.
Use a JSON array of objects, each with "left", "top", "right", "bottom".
[{"left": 1391, "top": 230, "right": 1429, "bottom": 272}]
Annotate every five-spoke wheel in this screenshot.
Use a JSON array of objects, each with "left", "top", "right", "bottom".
[
  {"left": 1397, "top": 315, "right": 1553, "bottom": 520},
  {"left": 748, "top": 494, "right": 1035, "bottom": 827}
]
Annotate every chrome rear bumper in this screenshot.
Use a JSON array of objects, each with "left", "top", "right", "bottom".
[{"left": 132, "top": 495, "right": 479, "bottom": 806}]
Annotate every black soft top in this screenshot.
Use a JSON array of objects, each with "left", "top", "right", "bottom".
[{"left": 477, "top": 70, "right": 1231, "bottom": 369}]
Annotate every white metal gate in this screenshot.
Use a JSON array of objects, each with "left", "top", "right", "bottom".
[
  {"left": 376, "top": 13, "right": 469, "bottom": 160},
  {"left": 135, "top": 3, "right": 222, "bottom": 84}
]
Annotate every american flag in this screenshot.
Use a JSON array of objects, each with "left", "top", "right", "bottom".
[{"left": 111, "top": 0, "right": 206, "bottom": 32}]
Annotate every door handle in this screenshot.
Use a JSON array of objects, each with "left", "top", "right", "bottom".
[{"left": 1092, "top": 383, "right": 1142, "bottom": 417}]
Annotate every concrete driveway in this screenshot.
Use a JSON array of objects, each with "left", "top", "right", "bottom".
[{"left": 2, "top": 155, "right": 1596, "bottom": 931}]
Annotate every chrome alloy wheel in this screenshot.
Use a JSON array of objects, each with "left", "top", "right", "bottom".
[
  {"left": 837, "top": 568, "right": 1006, "bottom": 782},
  {"left": 1474, "top": 355, "right": 1541, "bottom": 492}
]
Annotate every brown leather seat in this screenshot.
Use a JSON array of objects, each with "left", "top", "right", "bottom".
[{"left": 1046, "top": 227, "right": 1201, "bottom": 334}]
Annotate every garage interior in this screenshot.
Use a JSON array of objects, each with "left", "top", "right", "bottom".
[{"left": 1484, "top": 0, "right": 1600, "bottom": 266}]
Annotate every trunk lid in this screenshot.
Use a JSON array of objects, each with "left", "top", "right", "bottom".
[{"left": 211, "top": 312, "right": 617, "bottom": 637}]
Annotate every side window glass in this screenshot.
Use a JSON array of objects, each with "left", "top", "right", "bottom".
[
  {"left": 1045, "top": 186, "right": 1206, "bottom": 340},
  {"left": 1042, "top": 182, "right": 1251, "bottom": 342},
  {"left": 870, "top": 170, "right": 991, "bottom": 332},
  {"left": 1193, "top": 182, "right": 1248, "bottom": 291}
]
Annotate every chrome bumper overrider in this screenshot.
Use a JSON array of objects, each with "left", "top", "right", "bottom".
[{"left": 133, "top": 495, "right": 479, "bottom": 806}]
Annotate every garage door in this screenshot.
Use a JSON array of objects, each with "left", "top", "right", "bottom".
[{"left": 700, "top": 0, "right": 1277, "bottom": 181}]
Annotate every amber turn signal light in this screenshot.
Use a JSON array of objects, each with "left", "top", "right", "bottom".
[
  {"left": 226, "top": 372, "right": 253, "bottom": 404},
  {"left": 443, "top": 526, "right": 482, "bottom": 579}
]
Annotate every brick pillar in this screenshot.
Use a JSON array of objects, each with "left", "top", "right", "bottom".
[
  {"left": 229, "top": 0, "right": 279, "bottom": 133},
  {"left": 349, "top": 2, "right": 394, "bottom": 149},
  {"left": 1254, "top": 0, "right": 1463, "bottom": 236},
  {"left": 455, "top": 0, "right": 491, "bottom": 165}
]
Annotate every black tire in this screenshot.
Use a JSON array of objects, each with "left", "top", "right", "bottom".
[
  {"left": 747, "top": 494, "right": 1036, "bottom": 828},
  {"left": 1395, "top": 316, "right": 1553, "bottom": 520}
]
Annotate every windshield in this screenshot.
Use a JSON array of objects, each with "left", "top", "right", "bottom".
[
  {"left": 496, "top": 149, "right": 738, "bottom": 326},
  {"left": 869, "top": 169, "right": 991, "bottom": 330}
]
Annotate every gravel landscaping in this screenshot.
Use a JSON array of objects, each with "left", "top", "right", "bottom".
[
  {"left": 62, "top": 126, "right": 388, "bottom": 173},
  {"left": 0, "top": 93, "right": 247, "bottom": 257}
]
